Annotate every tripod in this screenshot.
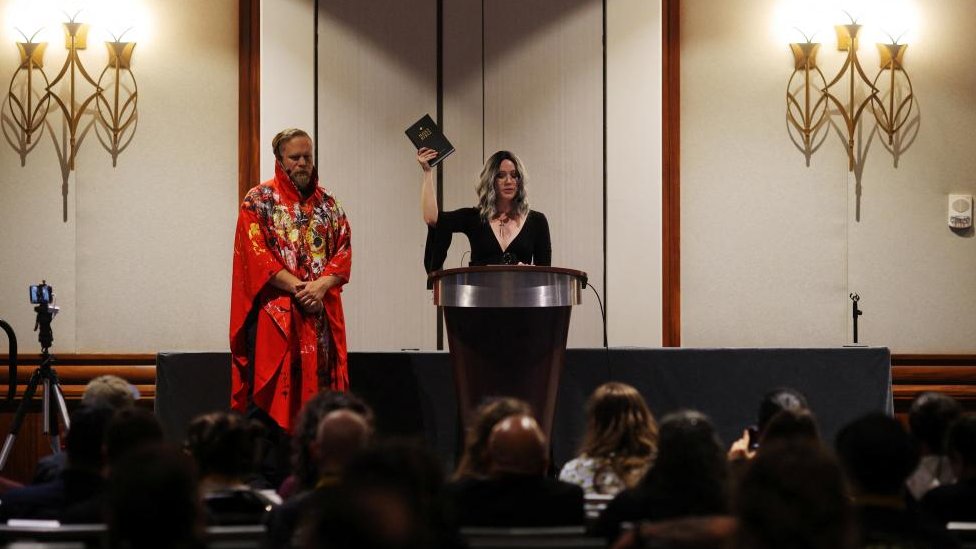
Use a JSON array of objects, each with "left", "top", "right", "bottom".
[{"left": 0, "top": 303, "right": 71, "bottom": 472}]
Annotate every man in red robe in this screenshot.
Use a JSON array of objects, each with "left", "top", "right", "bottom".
[{"left": 230, "top": 128, "right": 351, "bottom": 436}]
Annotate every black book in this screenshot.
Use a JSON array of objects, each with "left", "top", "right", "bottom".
[{"left": 405, "top": 114, "right": 455, "bottom": 167}]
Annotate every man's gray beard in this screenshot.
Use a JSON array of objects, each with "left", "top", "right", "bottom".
[{"left": 291, "top": 171, "right": 311, "bottom": 189}]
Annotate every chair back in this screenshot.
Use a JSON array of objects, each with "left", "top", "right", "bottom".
[
  {"left": 0, "top": 523, "right": 107, "bottom": 548},
  {"left": 461, "top": 526, "right": 605, "bottom": 549},
  {"left": 947, "top": 522, "right": 976, "bottom": 549}
]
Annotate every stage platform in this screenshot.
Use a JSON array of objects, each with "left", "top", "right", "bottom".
[{"left": 156, "top": 347, "right": 891, "bottom": 467}]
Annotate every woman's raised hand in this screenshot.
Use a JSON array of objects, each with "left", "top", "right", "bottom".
[{"left": 417, "top": 147, "right": 439, "bottom": 172}]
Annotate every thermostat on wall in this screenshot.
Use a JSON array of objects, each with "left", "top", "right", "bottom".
[{"left": 949, "top": 194, "right": 973, "bottom": 229}]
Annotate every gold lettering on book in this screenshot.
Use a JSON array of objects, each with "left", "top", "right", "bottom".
[{"left": 418, "top": 127, "right": 432, "bottom": 141}]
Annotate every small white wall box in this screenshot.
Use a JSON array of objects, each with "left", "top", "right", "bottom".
[{"left": 949, "top": 194, "right": 973, "bottom": 229}]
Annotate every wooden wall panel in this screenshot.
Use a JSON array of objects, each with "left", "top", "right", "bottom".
[
  {"left": 662, "top": 0, "right": 680, "bottom": 346},
  {"left": 892, "top": 355, "right": 976, "bottom": 417},
  {"left": 239, "top": 0, "right": 260, "bottom": 202}
]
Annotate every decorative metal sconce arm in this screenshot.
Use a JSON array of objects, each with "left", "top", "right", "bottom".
[
  {"left": 6, "top": 42, "right": 52, "bottom": 146},
  {"left": 785, "top": 17, "right": 916, "bottom": 172}
]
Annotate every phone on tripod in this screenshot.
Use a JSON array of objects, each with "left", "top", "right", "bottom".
[
  {"left": 29, "top": 283, "right": 53, "bottom": 305},
  {"left": 0, "top": 281, "right": 69, "bottom": 472}
]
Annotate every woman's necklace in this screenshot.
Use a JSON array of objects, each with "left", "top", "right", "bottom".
[{"left": 496, "top": 213, "right": 511, "bottom": 241}]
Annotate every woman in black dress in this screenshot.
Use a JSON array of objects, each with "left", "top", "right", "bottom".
[{"left": 418, "top": 148, "right": 552, "bottom": 272}]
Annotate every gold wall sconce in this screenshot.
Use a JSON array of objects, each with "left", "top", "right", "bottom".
[
  {"left": 786, "top": 13, "right": 914, "bottom": 171},
  {"left": 3, "top": 11, "right": 138, "bottom": 170}
]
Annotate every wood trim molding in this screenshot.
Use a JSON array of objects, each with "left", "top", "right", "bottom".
[
  {"left": 891, "top": 354, "right": 976, "bottom": 367},
  {"left": 1, "top": 354, "right": 156, "bottom": 366},
  {"left": 239, "top": 0, "right": 261, "bottom": 202},
  {"left": 662, "top": 0, "right": 681, "bottom": 346},
  {"left": 890, "top": 354, "right": 976, "bottom": 411},
  {"left": 0, "top": 354, "right": 157, "bottom": 401}
]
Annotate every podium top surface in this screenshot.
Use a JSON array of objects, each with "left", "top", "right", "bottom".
[
  {"left": 431, "top": 265, "right": 587, "bottom": 278},
  {"left": 430, "top": 266, "right": 586, "bottom": 308}
]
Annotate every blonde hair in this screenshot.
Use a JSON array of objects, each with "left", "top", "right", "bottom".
[
  {"left": 476, "top": 150, "right": 530, "bottom": 222},
  {"left": 82, "top": 375, "right": 137, "bottom": 409},
  {"left": 579, "top": 382, "right": 659, "bottom": 488},
  {"left": 271, "top": 128, "right": 311, "bottom": 161}
]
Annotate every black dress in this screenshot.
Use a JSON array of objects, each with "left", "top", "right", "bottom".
[{"left": 424, "top": 207, "right": 552, "bottom": 272}]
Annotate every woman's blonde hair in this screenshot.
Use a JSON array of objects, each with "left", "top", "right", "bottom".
[
  {"left": 579, "top": 382, "right": 659, "bottom": 488},
  {"left": 476, "top": 150, "right": 530, "bottom": 222}
]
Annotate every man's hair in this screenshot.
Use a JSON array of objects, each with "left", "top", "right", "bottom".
[
  {"left": 305, "top": 441, "right": 452, "bottom": 549},
  {"left": 636, "top": 410, "right": 729, "bottom": 519},
  {"left": 947, "top": 413, "right": 976, "bottom": 467},
  {"left": 107, "top": 445, "right": 201, "bottom": 549},
  {"left": 81, "top": 375, "right": 137, "bottom": 410},
  {"left": 272, "top": 128, "right": 311, "bottom": 161},
  {"left": 105, "top": 408, "right": 165, "bottom": 465},
  {"left": 734, "top": 441, "right": 852, "bottom": 549},
  {"left": 759, "top": 409, "right": 820, "bottom": 448},
  {"left": 185, "top": 411, "right": 265, "bottom": 480},
  {"left": 757, "top": 387, "right": 809, "bottom": 434},
  {"left": 835, "top": 413, "right": 919, "bottom": 496},
  {"left": 909, "top": 392, "right": 962, "bottom": 454},
  {"left": 66, "top": 405, "right": 115, "bottom": 471}
]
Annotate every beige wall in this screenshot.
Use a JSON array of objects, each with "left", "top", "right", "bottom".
[
  {"left": 681, "top": 0, "right": 976, "bottom": 352},
  {"left": 607, "top": 0, "right": 663, "bottom": 346},
  {"left": 260, "top": 0, "right": 314, "bottom": 181},
  {"left": 442, "top": 0, "right": 606, "bottom": 347},
  {"left": 0, "top": 0, "right": 239, "bottom": 353},
  {"left": 22, "top": 2, "right": 970, "bottom": 354},
  {"left": 316, "top": 0, "right": 439, "bottom": 351},
  {"left": 301, "top": 0, "right": 663, "bottom": 349}
]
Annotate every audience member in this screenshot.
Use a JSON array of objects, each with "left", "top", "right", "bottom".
[
  {"left": 836, "top": 413, "right": 956, "bottom": 549},
  {"left": 106, "top": 444, "right": 205, "bottom": 549},
  {"left": 560, "top": 382, "right": 658, "bottom": 496},
  {"left": 81, "top": 374, "right": 140, "bottom": 409},
  {"left": 922, "top": 413, "right": 976, "bottom": 524},
  {"left": 266, "top": 409, "right": 372, "bottom": 548},
  {"left": 451, "top": 414, "right": 584, "bottom": 527},
  {"left": 907, "top": 392, "right": 962, "bottom": 501},
  {"left": 304, "top": 441, "right": 462, "bottom": 549},
  {"left": 594, "top": 410, "right": 728, "bottom": 540},
  {"left": 32, "top": 374, "right": 139, "bottom": 484},
  {"left": 0, "top": 405, "right": 112, "bottom": 521},
  {"left": 733, "top": 440, "right": 854, "bottom": 549},
  {"left": 453, "top": 397, "right": 531, "bottom": 481},
  {"left": 280, "top": 390, "right": 374, "bottom": 499},
  {"left": 729, "top": 387, "right": 808, "bottom": 461},
  {"left": 184, "top": 411, "right": 275, "bottom": 525},
  {"left": 104, "top": 407, "right": 165, "bottom": 464},
  {"left": 757, "top": 408, "right": 820, "bottom": 448},
  {"left": 60, "top": 406, "right": 166, "bottom": 523}
]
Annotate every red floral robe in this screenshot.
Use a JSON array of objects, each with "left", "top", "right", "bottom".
[{"left": 229, "top": 163, "right": 351, "bottom": 433}]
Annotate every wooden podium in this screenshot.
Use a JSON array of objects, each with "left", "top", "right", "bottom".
[{"left": 430, "top": 266, "right": 586, "bottom": 439}]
